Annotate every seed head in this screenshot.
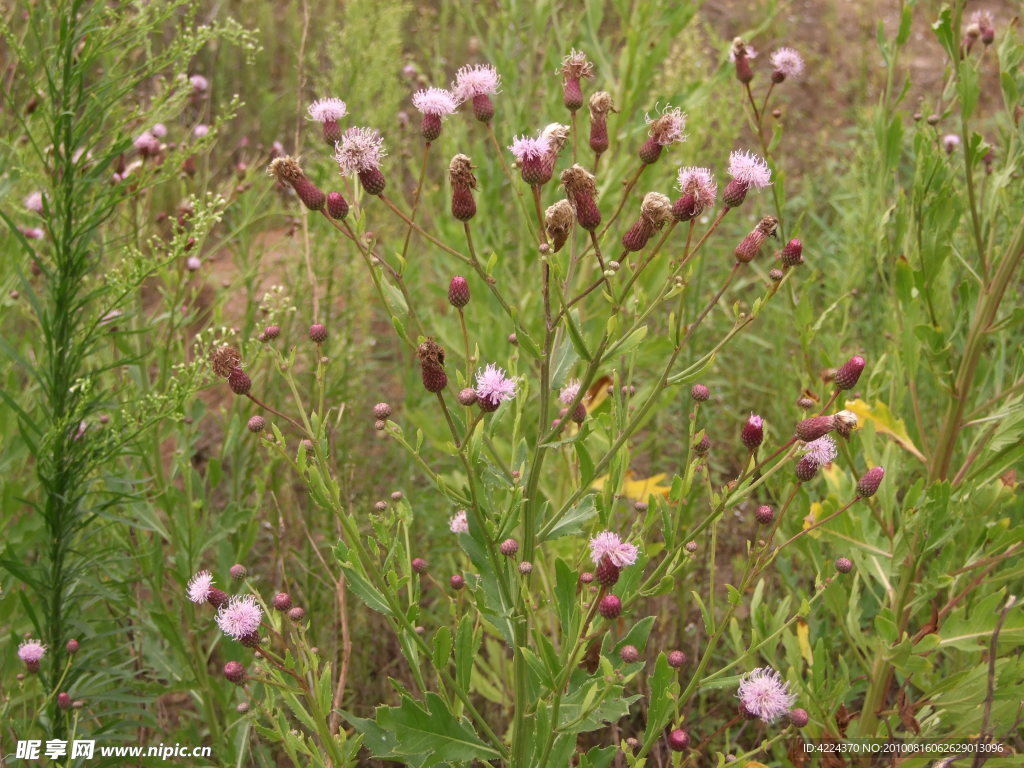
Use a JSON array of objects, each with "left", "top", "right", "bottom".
[
  {"left": 741, "top": 412, "right": 765, "bottom": 450},
  {"left": 645, "top": 105, "right": 687, "bottom": 147},
  {"left": 833, "top": 410, "right": 858, "bottom": 438},
  {"left": 729, "top": 38, "right": 757, "bottom": 83},
  {"left": 448, "top": 276, "right": 470, "bottom": 308},
  {"left": 210, "top": 345, "right": 242, "bottom": 378},
  {"left": 619, "top": 644, "right": 640, "bottom": 663},
  {"left": 449, "top": 154, "right": 478, "bottom": 220},
  {"left": 418, "top": 339, "right": 448, "bottom": 393},
  {"left": 561, "top": 165, "right": 602, "bottom": 231},
  {"left": 588, "top": 91, "right": 615, "bottom": 118},
  {"left": 542, "top": 122, "right": 572, "bottom": 157},
  {"left": 834, "top": 355, "right": 865, "bottom": 390},
  {"left": 598, "top": 594, "right": 622, "bottom": 619},
  {"left": 545, "top": 199, "right": 575, "bottom": 252},
  {"left": 588, "top": 91, "right": 615, "bottom": 154},
  {"left": 690, "top": 384, "right": 710, "bottom": 402},
  {"left": 667, "top": 650, "right": 687, "bottom": 668},
  {"left": 736, "top": 666, "right": 797, "bottom": 724},
  {"left": 856, "top": 466, "right": 885, "bottom": 498},
  {"left": 735, "top": 216, "right": 779, "bottom": 263},
  {"left": 560, "top": 49, "right": 594, "bottom": 111},
  {"left": 756, "top": 505, "right": 774, "bottom": 524},
  {"left": 769, "top": 47, "right": 805, "bottom": 82},
  {"left": 267, "top": 155, "right": 304, "bottom": 184}
]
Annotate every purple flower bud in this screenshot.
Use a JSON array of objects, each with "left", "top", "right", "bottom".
[{"left": 856, "top": 466, "right": 885, "bottom": 498}]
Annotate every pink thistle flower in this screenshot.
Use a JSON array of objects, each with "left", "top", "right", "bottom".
[
  {"left": 449, "top": 510, "right": 469, "bottom": 534},
  {"left": 559, "top": 379, "right": 581, "bottom": 405},
  {"left": 193, "top": 124, "right": 209, "bottom": 138},
  {"left": 737, "top": 667, "right": 797, "bottom": 724},
  {"left": 674, "top": 166, "right": 717, "bottom": 219},
  {"left": 215, "top": 595, "right": 263, "bottom": 640},
  {"left": 412, "top": 87, "right": 460, "bottom": 141},
  {"left": 24, "top": 191, "right": 44, "bottom": 213},
  {"left": 452, "top": 63, "right": 501, "bottom": 101},
  {"left": 17, "top": 640, "right": 46, "bottom": 665},
  {"left": 412, "top": 87, "right": 459, "bottom": 116},
  {"left": 728, "top": 150, "right": 772, "bottom": 189},
  {"left": 307, "top": 97, "right": 348, "bottom": 123},
  {"left": 134, "top": 131, "right": 162, "bottom": 157},
  {"left": 560, "top": 49, "right": 594, "bottom": 111},
  {"left": 187, "top": 570, "right": 215, "bottom": 603},
  {"left": 151, "top": 123, "right": 168, "bottom": 138},
  {"left": 189, "top": 74, "right": 209, "bottom": 92},
  {"left": 509, "top": 133, "right": 553, "bottom": 185},
  {"left": 20, "top": 227, "right": 44, "bottom": 240},
  {"left": 589, "top": 531, "right": 639, "bottom": 568},
  {"left": 769, "top": 47, "right": 805, "bottom": 81},
  {"left": 798, "top": 435, "right": 838, "bottom": 467},
  {"left": 942, "top": 134, "right": 961, "bottom": 154},
  {"left": 474, "top": 363, "right": 518, "bottom": 410},
  {"left": 334, "top": 126, "right": 387, "bottom": 175}
]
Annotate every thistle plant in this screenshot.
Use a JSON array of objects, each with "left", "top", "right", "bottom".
[{"left": 221, "top": 40, "right": 906, "bottom": 765}]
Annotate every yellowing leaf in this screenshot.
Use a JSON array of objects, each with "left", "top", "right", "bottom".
[
  {"left": 583, "top": 375, "right": 613, "bottom": 413},
  {"left": 802, "top": 501, "right": 824, "bottom": 535},
  {"left": 591, "top": 470, "right": 673, "bottom": 501},
  {"left": 796, "top": 619, "right": 813, "bottom": 666},
  {"left": 745, "top": 763, "right": 770, "bottom": 768},
  {"left": 845, "top": 398, "right": 926, "bottom": 463}
]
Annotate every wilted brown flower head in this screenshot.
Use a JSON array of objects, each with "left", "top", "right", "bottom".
[
  {"left": 448, "top": 154, "right": 478, "bottom": 189},
  {"left": 544, "top": 199, "right": 575, "bottom": 252},
  {"left": 210, "top": 345, "right": 242, "bottom": 378}
]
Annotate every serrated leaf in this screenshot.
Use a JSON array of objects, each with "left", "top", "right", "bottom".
[
  {"left": 544, "top": 495, "right": 597, "bottom": 541},
  {"left": 352, "top": 693, "right": 501, "bottom": 766}
]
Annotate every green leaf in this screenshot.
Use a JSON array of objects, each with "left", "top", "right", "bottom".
[
  {"left": 544, "top": 495, "right": 597, "bottom": 541},
  {"left": 350, "top": 692, "right": 501, "bottom": 766},
  {"left": 334, "top": 541, "right": 393, "bottom": 617}
]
